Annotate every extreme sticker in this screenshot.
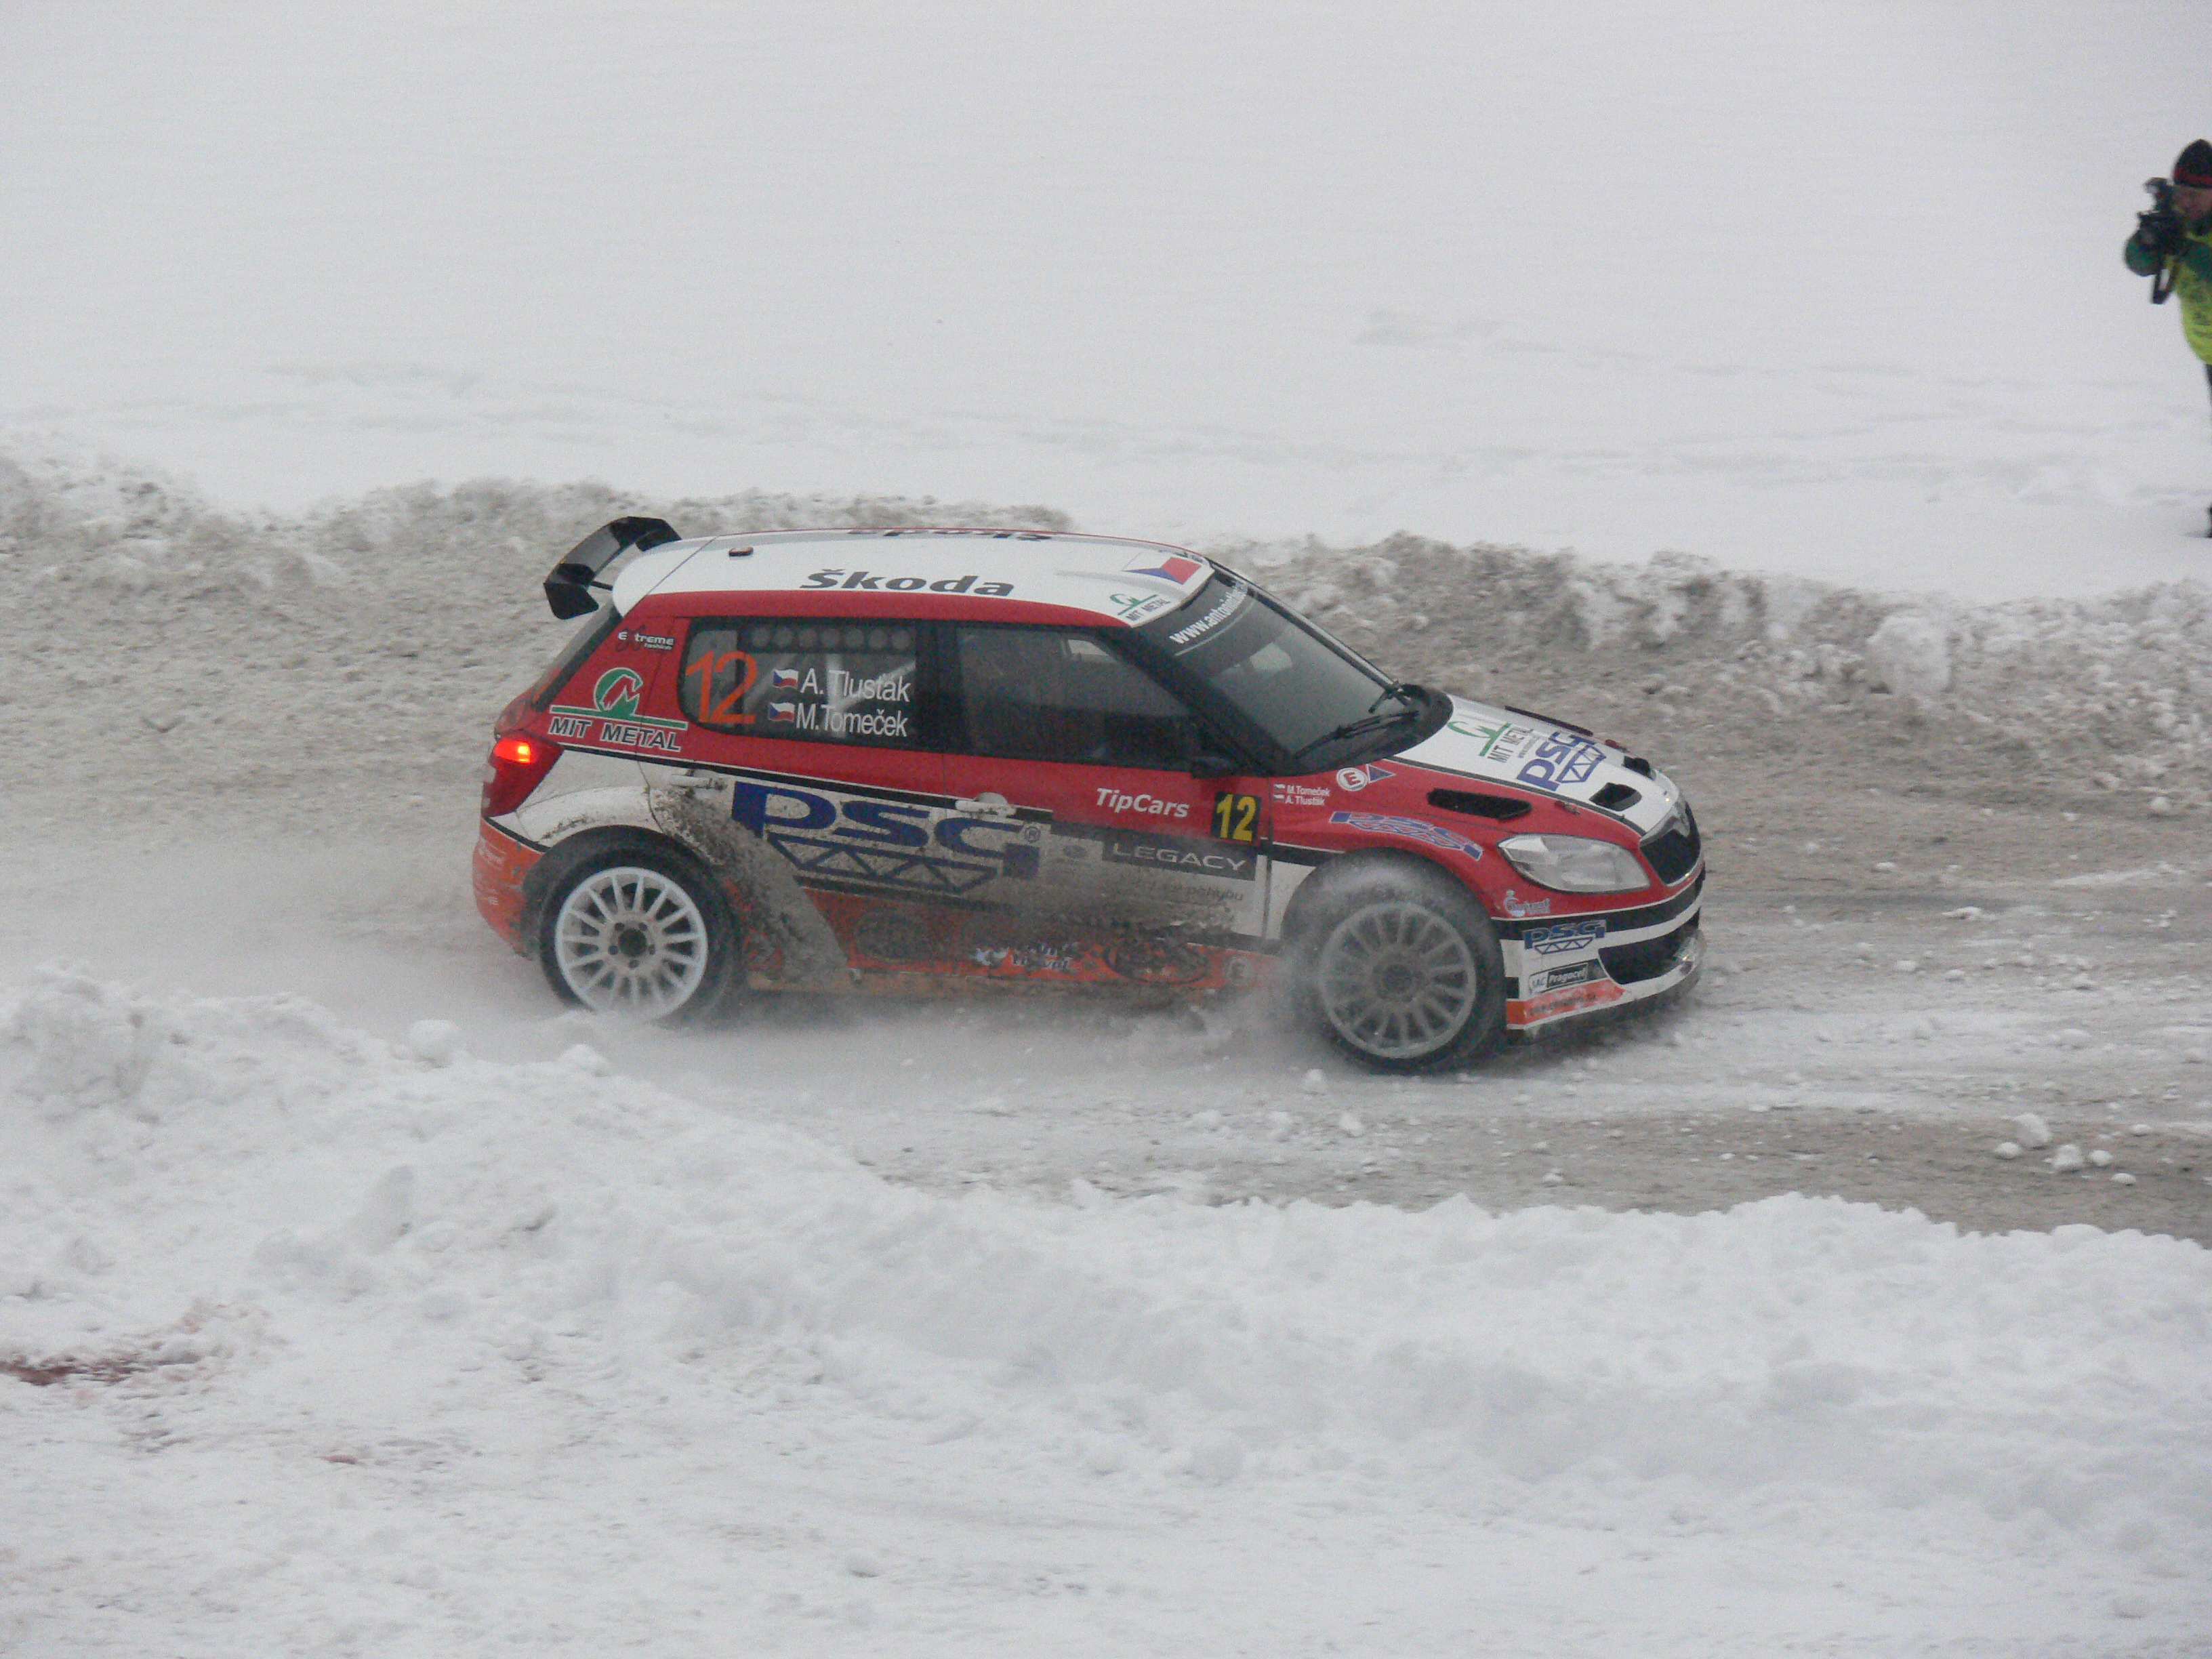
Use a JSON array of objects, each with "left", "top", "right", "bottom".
[{"left": 1327, "top": 811, "right": 1483, "bottom": 859}]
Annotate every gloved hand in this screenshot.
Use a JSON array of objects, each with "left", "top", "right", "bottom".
[{"left": 2136, "top": 206, "right": 2185, "bottom": 260}]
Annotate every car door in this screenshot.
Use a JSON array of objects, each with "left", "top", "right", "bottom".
[
  {"left": 647, "top": 613, "right": 979, "bottom": 985},
  {"left": 937, "top": 623, "right": 1272, "bottom": 987}
]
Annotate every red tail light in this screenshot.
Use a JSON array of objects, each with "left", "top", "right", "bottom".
[{"left": 481, "top": 733, "right": 562, "bottom": 817}]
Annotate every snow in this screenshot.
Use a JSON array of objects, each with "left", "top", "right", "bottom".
[
  {"left": 6, "top": 968, "right": 2211, "bottom": 1652},
  {"left": 1864, "top": 613, "right": 1952, "bottom": 699},
  {"left": 5, "top": 2, "right": 2212, "bottom": 1649}
]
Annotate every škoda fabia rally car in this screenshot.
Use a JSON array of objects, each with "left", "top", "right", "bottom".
[{"left": 473, "top": 519, "right": 1703, "bottom": 1070}]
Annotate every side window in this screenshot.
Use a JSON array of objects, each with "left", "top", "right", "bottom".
[
  {"left": 527, "top": 603, "right": 621, "bottom": 710},
  {"left": 955, "top": 626, "right": 1197, "bottom": 769},
  {"left": 679, "top": 619, "right": 920, "bottom": 747}
]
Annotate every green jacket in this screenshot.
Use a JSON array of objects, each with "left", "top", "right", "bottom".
[{"left": 2128, "top": 212, "right": 2212, "bottom": 363}]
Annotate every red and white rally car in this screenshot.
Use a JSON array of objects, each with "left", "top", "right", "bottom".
[{"left": 474, "top": 518, "right": 1702, "bottom": 1070}]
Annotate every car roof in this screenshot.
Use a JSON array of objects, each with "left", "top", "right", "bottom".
[{"left": 611, "top": 527, "right": 1215, "bottom": 626}]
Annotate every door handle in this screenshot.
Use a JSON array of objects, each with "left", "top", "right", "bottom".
[{"left": 954, "top": 795, "right": 1018, "bottom": 819}]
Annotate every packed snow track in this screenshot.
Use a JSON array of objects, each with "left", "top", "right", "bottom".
[{"left": 1, "top": 465, "right": 2209, "bottom": 1654}]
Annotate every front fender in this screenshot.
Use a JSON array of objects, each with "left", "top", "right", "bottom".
[{"left": 1277, "top": 846, "right": 1477, "bottom": 946}]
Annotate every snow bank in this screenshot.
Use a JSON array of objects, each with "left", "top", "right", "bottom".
[
  {"left": 7, "top": 968, "right": 2209, "bottom": 1541},
  {"left": 1235, "top": 535, "right": 2212, "bottom": 814},
  {"left": 3, "top": 453, "right": 2204, "bottom": 837},
  {"left": 0, "top": 452, "right": 1069, "bottom": 825}
]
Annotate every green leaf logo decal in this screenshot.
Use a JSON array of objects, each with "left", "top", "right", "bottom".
[{"left": 593, "top": 668, "right": 644, "bottom": 718}]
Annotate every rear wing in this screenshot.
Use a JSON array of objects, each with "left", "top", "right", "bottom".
[{"left": 542, "top": 516, "right": 682, "bottom": 619}]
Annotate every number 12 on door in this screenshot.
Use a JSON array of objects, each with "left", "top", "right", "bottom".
[{"left": 1212, "top": 792, "right": 1259, "bottom": 842}]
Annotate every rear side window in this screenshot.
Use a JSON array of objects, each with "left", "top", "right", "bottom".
[
  {"left": 526, "top": 604, "right": 622, "bottom": 710},
  {"left": 678, "top": 619, "right": 921, "bottom": 747}
]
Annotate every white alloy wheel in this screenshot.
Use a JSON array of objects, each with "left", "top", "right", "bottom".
[
  {"left": 550, "top": 864, "right": 713, "bottom": 1017},
  {"left": 1314, "top": 898, "right": 1483, "bottom": 1062}
]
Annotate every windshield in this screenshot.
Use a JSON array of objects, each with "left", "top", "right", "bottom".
[{"left": 1137, "top": 573, "right": 1415, "bottom": 766}]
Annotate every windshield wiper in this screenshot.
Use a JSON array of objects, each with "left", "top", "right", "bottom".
[{"left": 1288, "top": 684, "right": 1429, "bottom": 764}]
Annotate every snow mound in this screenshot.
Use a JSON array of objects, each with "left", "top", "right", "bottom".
[
  {"left": 7, "top": 968, "right": 2209, "bottom": 1538},
  {"left": 0, "top": 453, "right": 1070, "bottom": 827},
  {"left": 1229, "top": 535, "right": 2211, "bottom": 814},
  {"left": 1864, "top": 609, "right": 1952, "bottom": 698},
  {"left": 2, "top": 454, "right": 2204, "bottom": 836}
]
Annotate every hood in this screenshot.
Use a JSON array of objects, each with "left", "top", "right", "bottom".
[{"left": 1393, "top": 697, "right": 1682, "bottom": 835}]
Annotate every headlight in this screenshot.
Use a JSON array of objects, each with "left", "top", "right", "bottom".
[{"left": 1497, "top": 833, "right": 1648, "bottom": 893}]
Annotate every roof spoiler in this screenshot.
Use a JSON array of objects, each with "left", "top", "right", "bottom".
[{"left": 542, "top": 516, "right": 682, "bottom": 619}]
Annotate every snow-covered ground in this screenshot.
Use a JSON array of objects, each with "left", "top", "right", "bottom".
[
  {"left": 4, "top": 457, "right": 2210, "bottom": 1656},
  {"left": 4, "top": 964, "right": 2209, "bottom": 1656},
  {"left": 6, "top": 3, "right": 2212, "bottom": 1652}
]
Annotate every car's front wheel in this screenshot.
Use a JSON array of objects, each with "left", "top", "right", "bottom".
[
  {"left": 1302, "top": 872, "right": 1504, "bottom": 1071},
  {"left": 539, "top": 848, "right": 735, "bottom": 1021}
]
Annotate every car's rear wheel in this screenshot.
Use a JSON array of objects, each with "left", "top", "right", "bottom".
[
  {"left": 539, "top": 848, "right": 735, "bottom": 1021},
  {"left": 1303, "top": 874, "right": 1504, "bottom": 1071}
]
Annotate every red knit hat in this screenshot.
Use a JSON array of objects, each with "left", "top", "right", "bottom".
[{"left": 2175, "top": 140, "right": 2212, "bottom": 188}]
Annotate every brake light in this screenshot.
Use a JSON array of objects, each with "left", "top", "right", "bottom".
[{"left": 481, "top": 733, "right": 562, "bottom": 817}]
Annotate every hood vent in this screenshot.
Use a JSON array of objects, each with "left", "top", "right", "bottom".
[
  {"left": 1591, "top": 782, "right": 1642, "bottom": 813},
  {"left": 1427, "top": 788, "right": 1531, "bottom": 821}
]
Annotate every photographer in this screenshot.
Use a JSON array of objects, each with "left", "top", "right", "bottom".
[{"left": 2128, "top": 140, "right": 2212, "bottom": 532}]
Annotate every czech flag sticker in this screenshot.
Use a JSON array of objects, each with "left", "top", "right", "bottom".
[{"left": 1122, "top": 552, "right": 1204, "bottom": 586}]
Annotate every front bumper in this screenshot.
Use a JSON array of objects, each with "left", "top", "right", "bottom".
[{"left": 1502, "top": 873, "right": 1703, "bottom": 1032}]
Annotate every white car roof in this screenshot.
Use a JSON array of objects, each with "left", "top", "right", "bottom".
[{"left": 609, "top": 528, "right": 1214, "bottom": 624}]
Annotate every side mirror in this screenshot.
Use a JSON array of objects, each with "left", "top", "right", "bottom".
[{"left": 1188, "top": 753, "right": 1238, "bottom": 780}]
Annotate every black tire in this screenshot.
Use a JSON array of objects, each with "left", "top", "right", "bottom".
[
  {"left": 536, "top": 844, "right": 737, "bottom": 1023},
  {"left": 1297, "top": 866, "right": 1505, "bottom": 1073}
]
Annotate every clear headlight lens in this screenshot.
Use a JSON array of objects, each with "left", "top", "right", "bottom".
[{"left": 1497, "top": 833, "right": 1649, "bottom": 893}]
